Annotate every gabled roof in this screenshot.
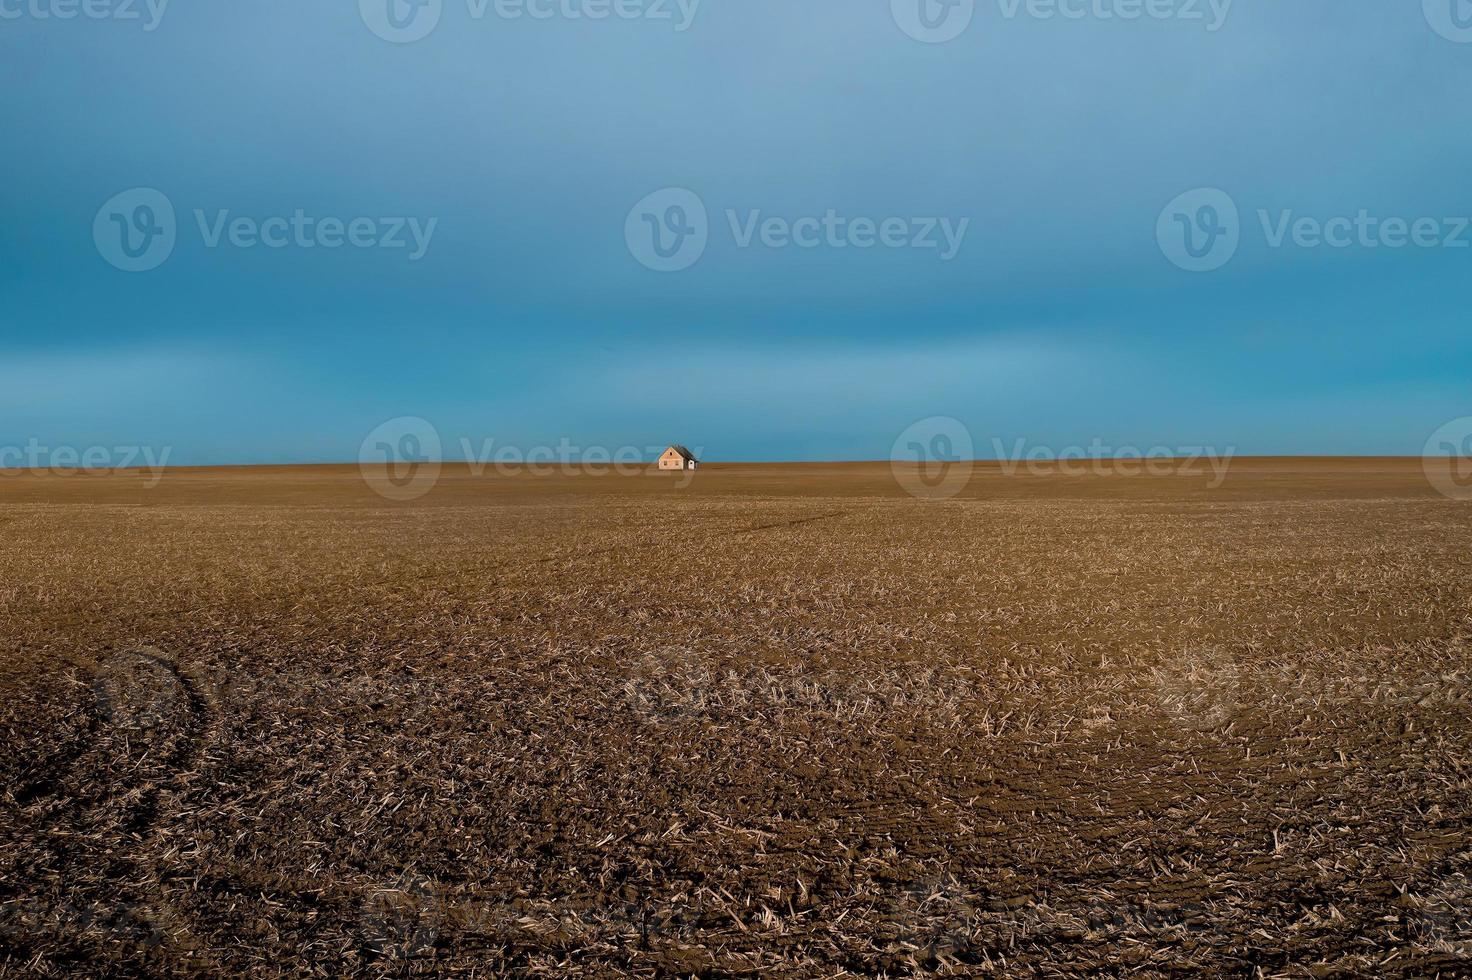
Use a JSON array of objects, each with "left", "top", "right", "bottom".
[{"left": 665, "top": 444, "right": 697, "bottom": 461}]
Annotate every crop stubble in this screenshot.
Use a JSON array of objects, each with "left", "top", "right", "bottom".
[{"left": 1, "top": 460, "right": 1469, "bottom": 976}]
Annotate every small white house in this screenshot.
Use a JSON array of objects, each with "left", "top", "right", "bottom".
[{"left": 658, "top": 445, "right": 698, "bottom": 471}]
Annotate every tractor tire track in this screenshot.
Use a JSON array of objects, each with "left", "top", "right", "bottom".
[
  {"left": 5, "top": 647, "right": 223, "bottom": 974},
  {"left": 12, "top": 649, "right": 210, "bottom": 818},
  {"left": 110, "top": 648, "right": 213, "bottom": 840}
]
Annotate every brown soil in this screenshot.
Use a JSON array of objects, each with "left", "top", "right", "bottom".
[{"left": 2, "top": 459, "right": 1469, "bottom": 977}]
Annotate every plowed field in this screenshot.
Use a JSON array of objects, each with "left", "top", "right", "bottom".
[{"left": 3, "top": 460, "right": 1469, "bottom": 977}]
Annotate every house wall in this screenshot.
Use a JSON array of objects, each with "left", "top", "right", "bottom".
[{"left": 658, "top": 449, "right": 695, "bottom": 470}]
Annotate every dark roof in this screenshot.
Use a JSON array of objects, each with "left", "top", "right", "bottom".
[{"left": 666, "top": 444, "right": 697, "bottom": 461}]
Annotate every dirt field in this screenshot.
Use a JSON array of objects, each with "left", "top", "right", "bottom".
[{"left": 2, "top": 459, "right": 1470, "bottom": 977}]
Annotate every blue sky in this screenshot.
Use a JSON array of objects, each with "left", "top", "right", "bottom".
[{"left": 2, "top": 0, "right": 1470, "bottom": 463}]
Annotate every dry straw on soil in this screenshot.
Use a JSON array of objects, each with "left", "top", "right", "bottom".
[{"left": 2, "top": 460, "right": 1470, "bottom": 977}]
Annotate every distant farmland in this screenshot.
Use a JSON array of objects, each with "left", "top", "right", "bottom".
[{"left": 3, "top": 460, "right": 1469, "bottom": 977}]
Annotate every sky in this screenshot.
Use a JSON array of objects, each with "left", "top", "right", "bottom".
[{"left": 2, "top": 0, "right": 1470, "bottom": 464}]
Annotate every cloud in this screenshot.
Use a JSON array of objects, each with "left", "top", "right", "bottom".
[
  {"left": 596, "top": 335, "right": 1087, "bottom": 422},
  {"left": 0, "top": 346, "right": 247, "bottom": 446}
]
